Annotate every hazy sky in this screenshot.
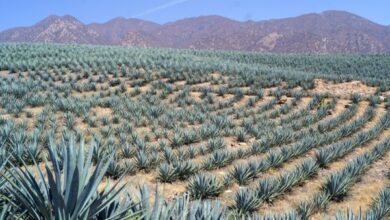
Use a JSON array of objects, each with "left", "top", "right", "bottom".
[{"left": 0, "top": 0, "right": 389, "bottom": 31}]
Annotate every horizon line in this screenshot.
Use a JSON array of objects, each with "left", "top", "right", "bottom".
[{"left": 0, "top": 9, "right": 388, "bottom": 32}]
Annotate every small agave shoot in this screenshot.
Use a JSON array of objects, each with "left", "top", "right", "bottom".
[{"left": 0, "top": 136, "right": 137, "bottom": 219}]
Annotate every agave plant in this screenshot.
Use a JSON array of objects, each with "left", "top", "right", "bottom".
[
  {"left": 250, "top": 141, "right": 268, "bottom": 155},
  {"left": 158, "top": 163, "right": 179, "bottom": 183},
  {"left": 296, "top": 192, "right": 329, "bottom": 220},
  {"left": 170, "top": 132, "right": 183, "bottom": 148},
  {"left": 0, "top": 135, "right": 137, "bottom": 219},
  {"left": 135, "top": 150, "right": 159, "bottom": 172},
  {"left": 106, "top": 154, "right": 125, "bottom": 179},
  {"left": 132, "top": 184, "right": 230, "bottom": 220},
  {"left": 122, "top": 160, "right": 137, "bottom": 175},
  {"left": 230, "top": 164, "right": 257, "bottom": 185},
  {"left": 206, "top": 138, "right": 225, "bottom": 152},
  {"left": 91, "top": 135, "right": 108, "bottom": 163},
  {"left": 184, "top": 145, "right": 198, "bottom": 159},
  {"left": 366, "top": 186, "right": 390, "bottom": 220},
  {"left": 187, "top": 173, "right": 224, "bottom": 200},
  {"left": 64, "top": 111, "right": 76, "bottom": 130},
  {"left": 204, "top": 150, "right": 234, "bottom": 170},
  {"left": 173, "top": 160, "right": 199, "bottom": 180},
  {"left": 134, "top": 138, "right": 147, "bottom": 152},
  {"left": 236, "top": 128, "right": 247, "bottom": 142},
  {"left": 24, "top": 132, "right": 41, "bottom": 164},
  {"left": 266, "top": 150, "right": 285, "bottom": 168},
  {"left": 162, "top": 146, "right": 177, "bottom": 164},
  {"left": 120, "top": 142, "right": 135, "bottom": 158},
  {"left": 351, "top": 94, "right": 361, "bottom": 104},
  {"left": 189, "top": 199, "right": 229, "bottom": 220},
  {"left": 233, "top": 188, "right": 262, "bottom": 215},
  {"left": 8, "top": 132, "right": 28, "bottom": 165}
]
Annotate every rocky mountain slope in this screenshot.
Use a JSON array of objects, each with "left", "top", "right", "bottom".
[{"left": 1, "top": 11, "right": 389, "bottom": 53}]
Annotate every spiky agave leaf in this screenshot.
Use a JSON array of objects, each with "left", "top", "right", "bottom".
[
  {"left": 366, "top": 186, "right": 390, "bottom": 220},
  {"left": 24, "top": 131, "right": 41, "bottom": 164},
  {"left": 247, "top": 211, "right": 298, "bottom": 220},
  {"left": 133, "top": 185, "right": 230, "bottom": 220},
  {"left": 297, "top": 192, "right": 329, "bottom": 220},
  {"left": 335, "top": 208, "right": 364, "bottom": 220},
  {"left": 189, "top": 199, "right": 229, "bottom": 220},
  {"left": 0, "top": 135, "right": 137, "bottom": 219}
]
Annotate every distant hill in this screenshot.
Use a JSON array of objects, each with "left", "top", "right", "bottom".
[{"left": 1, "top": 11, "right": 389, "bottom": 53}]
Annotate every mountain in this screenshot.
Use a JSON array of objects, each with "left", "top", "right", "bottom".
[
  {"left": 89, "top": 17, "right": 160, "bottom": 45},
  {"left": 254, "top": 11, "right": 390, "bottom": 53},
  {"left": 0, "top": 15, "right": 100, "bottom": 44},
  {"left": 1, "top": 11, "right": 389, "bottom": 53}
]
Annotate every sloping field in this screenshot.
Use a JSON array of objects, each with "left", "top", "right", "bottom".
[{"left": 0, "top": 44, "right": 389, "bottom": 219}]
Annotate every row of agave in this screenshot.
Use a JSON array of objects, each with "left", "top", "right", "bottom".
[
  {"left": 246, "top": 185, "right": 390, "bottom": 219},
  {"left": 162, "top": 92, "right": 306, "bottom": 152},
  {"left": 315, "top": 110, "right": 390, "bottom": 167},
  {"left": 232, "top": 108, "right": 389, "bottom": 216},
  {"left": 156, "top": 93, "right": 310, "bottom": 176},
  {"left": 229, "top": 105, "right": 374, "bottom": 186},
  {"left": 242, "top": 95, "right": 332, "bottom": 144},
  {"left": 210, "top": 92, "right": 273, "bottom": 122},
  {"left": 279, "top": 94, "right": 324, "bottom": 125},
  {"left": 335, "top": 186, "right": 390, "bottom": 220},
  {"left": 317, "top": 104, "right": 358, "bottom": 133},
  {"left": 0, "top": 92, "right": 368, "bottom": 182},
  {"left": 1, "top": 132, "right": 388, "bottom": 219},
  {"left": 268, "top": 94, "right": 302, "bottom": 119},
  {"left": 284, "top": 97, "right": 337, "bottom": 131},
  {"left": 98, "top": 135, "right": 230, "bottom": 179},
  {"left": 155, "top": 97, "right": 342, "bottom": 185},
  {"left": 0, "top": 85, "right": 302, "bottom": 182},
  {"left": 0, "top": 64, "right": 329, "bottom": 158},
  {"left": 2, "top": 44, "right": 390, "bottom": 90},
  {"left": 2, "top": 73, "right": 275, "bottom": 133},
  {"left": 297, "top": 137, "right": 390, "bottom": 219},
  {"left": 257, "top": 98, "right": 342, "bottom": 147},
  {"left": 0, "top": 135, "right": 237, "bottom": 219},
  {"left": 156, "top": 100, "right": 368, "bottom": 204},
  {"left": 232, "top": 88, "right": 302, "bottom": 119}
]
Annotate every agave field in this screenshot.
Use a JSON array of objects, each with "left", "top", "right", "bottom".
[{"left": 0, "top": 43, "right": 389, "bottom": 219}]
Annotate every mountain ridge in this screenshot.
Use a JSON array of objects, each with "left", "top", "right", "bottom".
[{"left": 1, "top": 10, "right": 389, "bottom": 53}]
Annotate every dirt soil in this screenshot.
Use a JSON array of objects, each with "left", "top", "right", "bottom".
[{"left": 311, "top": 79, "right": 377, "bottom": 98}]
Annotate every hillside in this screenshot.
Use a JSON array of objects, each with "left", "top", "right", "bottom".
[
  {"left": 1, "top": 11, "right": 390, "bottom": 53},
  {"left": 0, "top": 44, "right": 389, "bottom": 218}
]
